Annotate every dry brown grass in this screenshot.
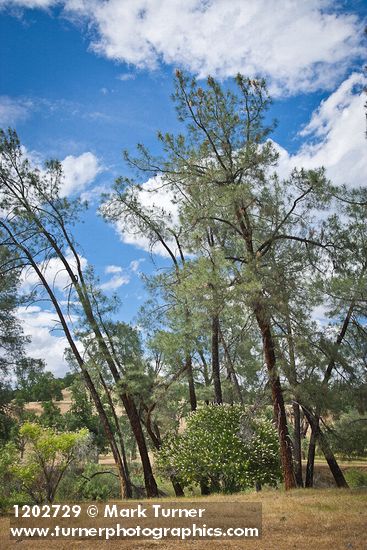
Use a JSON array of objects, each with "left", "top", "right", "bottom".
[{"left": 1, "top": 488, "right": 366, "bottom": 550}]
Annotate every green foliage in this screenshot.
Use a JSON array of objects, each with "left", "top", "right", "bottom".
[
  {"left": 11, "top": 422, "right": 91, "bottom": 503},
  {"left": 76, "top": 464, "right": 121, "bottom": 501},
  {"left": 156, "top": 404, "right": 281, "bottom": 493},
  {"left": 329, "top": 410, "right": 367, "bottom": 459},
  {"left": 63, "top": 377, "right": 108, "bottom": 453},
  {"left": 15, "top": 360, "right": 63, "bottom": 403}
]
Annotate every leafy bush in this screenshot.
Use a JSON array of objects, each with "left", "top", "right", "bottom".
[
  {"left": 156, "top": 404, "right": 281, "bottom": 493},
  {"left": 11, "top": 422, "right": 91, "bottom": 503},
  {"left": 76, "top": 464, "right": 121, "bottom": 501}
]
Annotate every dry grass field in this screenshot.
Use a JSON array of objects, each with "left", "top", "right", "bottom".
[{"left": 1, "top": 487, "right": 366, "bottom": 550}]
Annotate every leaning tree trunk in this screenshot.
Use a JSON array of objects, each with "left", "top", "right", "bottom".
[
  {"left": 81, "top": 368, "right": 131, "bottom": 498},
  {"left": 12, "top": 248, "right": 131, "bottom": 500},
  {"left": 302, "top": 407, "right": 348, "bottom": 488},
  {"left": 254, "top": 303, "right": 296, "bottom": 490},
  {"left": 121, "top": 393, "right": 159, "bottom": 497},
  {"left": 142, "top": 404, "right": 185, "bottom": 497},
  {"left": 99, "top": 373, "right": 133, "bottom": 498},
  {"left": 318, "top": 430, "right": 348, "bottom": 488}
]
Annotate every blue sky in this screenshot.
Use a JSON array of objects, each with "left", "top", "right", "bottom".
[{"left": 0, "top": 0, "right": 366, "bottom": 375}]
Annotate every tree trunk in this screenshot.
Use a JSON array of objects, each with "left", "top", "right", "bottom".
[
  {"left": 303, "top": 408, "right": 348, "bottom": 488},
  {"left": 292, "top": 402, "right": 303, "bottom": 487},
  {"left": 81, "top": 368, "right": 130, "bottom": 499},
  {"left": 254, "top": 304, "right": 296, "bottom": 490},
  {"left": 121, "top": 393, "right": 159, "bottom": 497},
  {"left": 211, "top": 315, "right": 223, "bottom": 404},
  {"left": 143, "top": 404, "right": 185, "bottom": 497},
  {"left": 170, "top": 476, "right": 185, "bottom": 497},
  {"left": 318, "top": 430, "right": 349, "bottom": 488},
  {"left": 200, "top": 479, "right": 210, "bottom": 495},
  {"left": 305, "top": 423, "right": 317, "bottom": 488},
  {"left": 219, "top": 327, "right": 243, "bottom": 404},
  {"left": 185, "top": 354, "right": 197, "bottom": 411},
  {"left": 99, "top": 373, "right": 133, "bottom": 498}
]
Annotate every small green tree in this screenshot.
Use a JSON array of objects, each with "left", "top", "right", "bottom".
[
  {"left": 329, "top": 411, "right": 367, "bottom": 459},
  {"left": 11, "top": 422, "right": 91, "bottom": 503},
  {"left": 156, "top": 404, "right": 280, "bottom": 493}
]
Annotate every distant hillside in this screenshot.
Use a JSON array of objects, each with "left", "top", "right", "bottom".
[{"left": 23, "top": 388, "right": 73, "bottom": 416}]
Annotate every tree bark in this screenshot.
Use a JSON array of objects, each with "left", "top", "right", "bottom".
[
  {"left": 211, "top": 315, "right": 223, "bottom": 404},
  {"left": 121, "top": 393, "right": 159, "bottom": 497},
  {"left": 142, "top": 404, "right": 185, "bottom": 497},
  {"left": 318, "top": 430, "right": 349, "bottom": 488},
  {"left": 99, "top": 373, "right": 132, "bottom": 498},
  {"left": 303, "top": 407, "right": 348, "bottom": 488},
  {"left": 305, "top": 423, "right": 317, "bottom": 488},
  {"left": 185, "top": 354, "right": 197, "bottom": 411},
  {"left": 292, "top": 402, "right": 303, "bottom": 487},
  {"left": 254, "top": 303, "right": 296, "bottom": 490},
  {"left": 219, "top": 327, "right": 243, "bottom": 404}
]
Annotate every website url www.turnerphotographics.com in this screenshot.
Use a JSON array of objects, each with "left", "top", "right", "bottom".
[{"left": 10, "top": 501, "right": 262, "bottom": 541}]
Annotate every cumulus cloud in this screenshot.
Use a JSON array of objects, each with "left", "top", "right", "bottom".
[
  {"left": 65, "top": 0, "right": 363, "bottom": 95},
  {"left": 61, "top": 151, "right": 102, "bottom": 196},
  {"left": 111, "top": 175, "right": 181, "bottom": 257},
  {"left": 0, "top": 0, "right": 58, "bottom": 8},
  {"left": 105, "top": 264, "right": 123, "bottom": 274},
  {"left": 274, "top": 73, "right": 367, "bottom": 188},
  {"left": 9, "top": 144, "right": 102, "bottom": 198},
  {"left": 100, "top": 274, "right": 130, "bottom": 290},
  {"left": 17, "top": 306, "right": 73, "bottom": 376},
  {"left": 100, "top": 260, "right": 145, "bottom": 290},
  {"left": 1, "top": 1, "right": 363, "bottom": 95},
  {"left": 100, "top": 264, "right": 130, "bottom": 290},
  {"left": 20, "top": 252, "right": 88, "bottom": 294}
]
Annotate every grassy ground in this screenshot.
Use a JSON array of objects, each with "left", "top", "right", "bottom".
[{"left": 1, "top": 487, "right": 366, "bottom": 550}]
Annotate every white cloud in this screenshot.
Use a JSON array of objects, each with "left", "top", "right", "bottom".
[
  {"left": 111, "top": 175, "right": 181, "bottom": 257},
  {"left": 100, "top": 263, "right": 130, "bottom": 290},
  {"left": 105, "top": 264, "right": 123, "bottom": 274},
  {"left": 1, "top": 1, "right": 363, "bottom": 95},
  {"left": 61, "top": 151, "right": 102, "bottom": 196},
  {"left": 64, "top": 0, "right": 363, "bottom": 95},
  {"left": 0, "top": 96, "right": 33, "bottom": 125},
  {"left": 274, "top": 73, "right": 367, "bottom": 188},
  {"left": 6, "top": 144, "right": 102, "bottom": 198},
  {"left": 100, "top": 274, "right": 130, "bottom": 290},
  {"left": 100, "top": 260, "right": 144, "bottom": 289},
  {"left": 0, "top": 0, "right": 59, "bottom": 8},
  {"left": 20, "top": 252, "right": 88, "bottom": 294},
  {"left": 17, "top": 306, "right": 73, "bottom": 377}
]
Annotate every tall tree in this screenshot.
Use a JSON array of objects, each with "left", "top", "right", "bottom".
[
  {"left": 0, "top": 129, "right": 157, "bottom": 497},
  {"left": 105, "top": 73, "right": 338, "bottom": 488}
]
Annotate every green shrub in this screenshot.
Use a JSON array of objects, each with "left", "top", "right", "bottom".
[
  {"left": 344, "top": 469, "right": 367, "bottom": 488},
  {"left": 329, "top": 411, "right": 367, "bottom": 459},
  {"left": 11, "top": 423, "right": 91, "bottom": 503},
  {"left": 156, "top": 404, "right": 281, "bottom": 494},
  {"left": 76, "top": 464, "right": 121, "bottom": 501}
]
